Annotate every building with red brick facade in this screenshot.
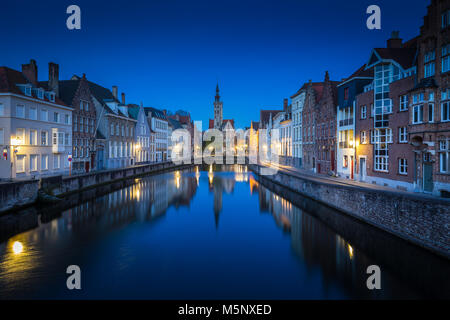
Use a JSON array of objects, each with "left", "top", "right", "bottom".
[
  {"left": 53, "top": 73, "right": 97, "bottom": 173},
  {"left": 355, "top": 33, "right": 418, "bottom": 191},
  {"left": 315, "top": 72, "right": 339, "bottom": 174},
  {"left": 301, "top": 73, "right": 339, "bottom": 173},
  {"left": 407, "top": 0, "right": 450, "bottom": 195},
  {"left": 302, "top": 80, "right": 323, "bottom": 172}
]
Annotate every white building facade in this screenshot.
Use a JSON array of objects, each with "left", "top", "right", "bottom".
[
  {"left": 0, "top": 62, "right": 73, "bottom": 180},
  {"left": 291, "top": 88, "right": 306, "bottom": 167}
]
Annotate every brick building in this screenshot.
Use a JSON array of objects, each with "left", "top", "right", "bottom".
[
  {"left": 301, "top": 73, "right": 339, "bottom": 174},
  {"left": 301, "top": 80, "right": 324, "bottom": 172},
  {"left": 355, "top": 33, "right": 418, "bottom": 191},
  {"left": 315, "top": 72, "right": 339, "bottom": 174},
  {"left": 407, "top": 0, "right": 450, "bottom": 195},
  {"left": 45, "top": 70, "right": 97, "bottom": 173}
]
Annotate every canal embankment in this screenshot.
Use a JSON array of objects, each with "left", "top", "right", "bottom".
[
  {"left": 0, "top": 161, "right": 194, "bottom": 214},
  {"left": 249, "top": 163, "right": 450, "bottom": 260}
]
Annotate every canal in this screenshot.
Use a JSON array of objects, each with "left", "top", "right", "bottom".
[{"left": 0, "top": 165, "right": 448, "bottom": 299}]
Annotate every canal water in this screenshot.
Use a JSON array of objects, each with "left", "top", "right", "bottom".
[{"left": 0, "top": 165, "right": 448, "bottom": 299}]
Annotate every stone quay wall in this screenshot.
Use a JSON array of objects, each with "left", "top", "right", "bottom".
[
  {"left": 249, "top": 164, "right": 450, "bottom": 259},
  {"left": 0, "top": 161, "right": 193, "bottom": 214}
]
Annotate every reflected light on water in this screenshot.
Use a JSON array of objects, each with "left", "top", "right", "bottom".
[
  {"left": 12, "top": 241, "right": 23, "bottom": 255},
  {"left": 348, "top": 244, "right": 354, "bottom": 260},
  {"left": 175, "top": 171, "right": 181, "bottom": 189}
]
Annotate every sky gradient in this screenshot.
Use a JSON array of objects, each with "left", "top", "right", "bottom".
[{"left": 1, "top": 0, "right": 429, "bottom": 128}]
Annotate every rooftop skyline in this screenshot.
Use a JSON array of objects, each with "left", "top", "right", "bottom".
[{"left": 0, "top": 0, "right": 428, "bottom": 128}]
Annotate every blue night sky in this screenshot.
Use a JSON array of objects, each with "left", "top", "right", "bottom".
[{"left": 1, "top": 0, "right": 428, "bottom": 128}]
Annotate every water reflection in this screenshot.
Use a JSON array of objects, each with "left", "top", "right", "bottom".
[{"left": 0, "top": 165, "right": 448, "bottom": 299}]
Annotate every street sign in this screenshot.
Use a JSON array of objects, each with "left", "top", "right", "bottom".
[{"left": 68, "top": 154, "right": 72, "bottom": 162}]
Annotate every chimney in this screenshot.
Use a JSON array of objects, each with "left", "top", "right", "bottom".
[
  {"left": 121, "top": 92, "right": 125, "bottom": 104},
  {"left": 387, "top": 31, "right": 402, "bottom": 48},
  {"left": 48, "top": 62, "right": 59, "bottom": 97},
  {"left": 22, "top": 59, "right": 38, "bottom": 85},
  {"left": 112, "top": 86, "right": 118, "bottom": 99},
  {"left": 283, "top": 98, "right": 288, "bottom": 112}
]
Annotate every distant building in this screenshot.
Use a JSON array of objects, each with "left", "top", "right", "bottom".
[
  {"left": 315, "top": 72, "right": 339, "bottom": 175},
  {"left": 301, "top": 81, "right": 324, "bottom": 172},
  {"left": 167, "top": 117, "right": 182, "bottom": 160},
  {"left": 129, "top": 102, "right": 152, "bottom": 164},
  {"left": 145, "top": 107, "right": 168, "bottom": 162},
  {"left": 213, "top": 83, "right": 223, "bottom": 130},
  {"left": 88, "top": 83, "right": 137, "bottom": 169},
  {"left": 0, "top": 60, "right": 73, "bottom": 179},
  {"left": 291, "top": 84, "right": 307, "bottom": 167},
  {"left": 259, "top": 109, "right": 283, "bottom": 160}
]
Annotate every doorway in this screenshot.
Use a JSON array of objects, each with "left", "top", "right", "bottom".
[
  {"left": 423, "top": 163, "right": 433, "bottom": 193},
  {"left": 359, "top": 157, "right": 366, "bottom": 182}
]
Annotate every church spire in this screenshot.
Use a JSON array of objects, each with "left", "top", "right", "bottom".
[{"left": 215, "top": 82, "right": 220, "bottom": 102}]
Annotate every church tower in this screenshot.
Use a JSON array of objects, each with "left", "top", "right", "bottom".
[{"left": 214, "top": 83, "right": 223, "bottom": 129}]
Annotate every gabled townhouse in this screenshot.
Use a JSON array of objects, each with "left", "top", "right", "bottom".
[
  {"left": 355, "top": 33, "right": 418, "bottom": 191},
  {"left": 291, "top": 84, "right": 307, "bottom": 168},
  {"left": 407, "top": 0, "right": 450, "bottom": 196},
  {"left": 258, "top": 109, "right": 283, "bottom": 160},
  {"left": 336, "top": 65, "right": 373, "bottom": 179},
  {"left": 0, "top": 60, "right": 73, "bottom": 179},
  {"left": 129, "top": 102, "right": 152, "bottom": 164},
  {"left": 86, "top": 82, "right": 137, "bottom": 169},
  {"left": 144, "top": 107, "right": 168, "bottom": 162},
  {"left": 40, "top": 66, "right": 97, "bottom": 174},
  {"left": 167, "top": 117, "right": 183, "bottom": 160},
  {"left": 314, "top": 72, "right": 339, "bottom": 175},
  {"left": 271, "top": 99, "right": 292, "bottom": 165},
  {"left": 301, "top": 80, "right": 324, "bottom": 172},
  {"left": 166, "top": 110, "right": 195, "bottom": 155}
]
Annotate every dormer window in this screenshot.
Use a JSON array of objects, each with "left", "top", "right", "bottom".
[
  {"left": 32, "top": 88, "right": 44, "bottom": 99},
  {"left": 18, "top": 84, "right": 32, "bottom": 96},
  {"left": 44, "top": 92, "right": 56, "bottom": 102}
]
